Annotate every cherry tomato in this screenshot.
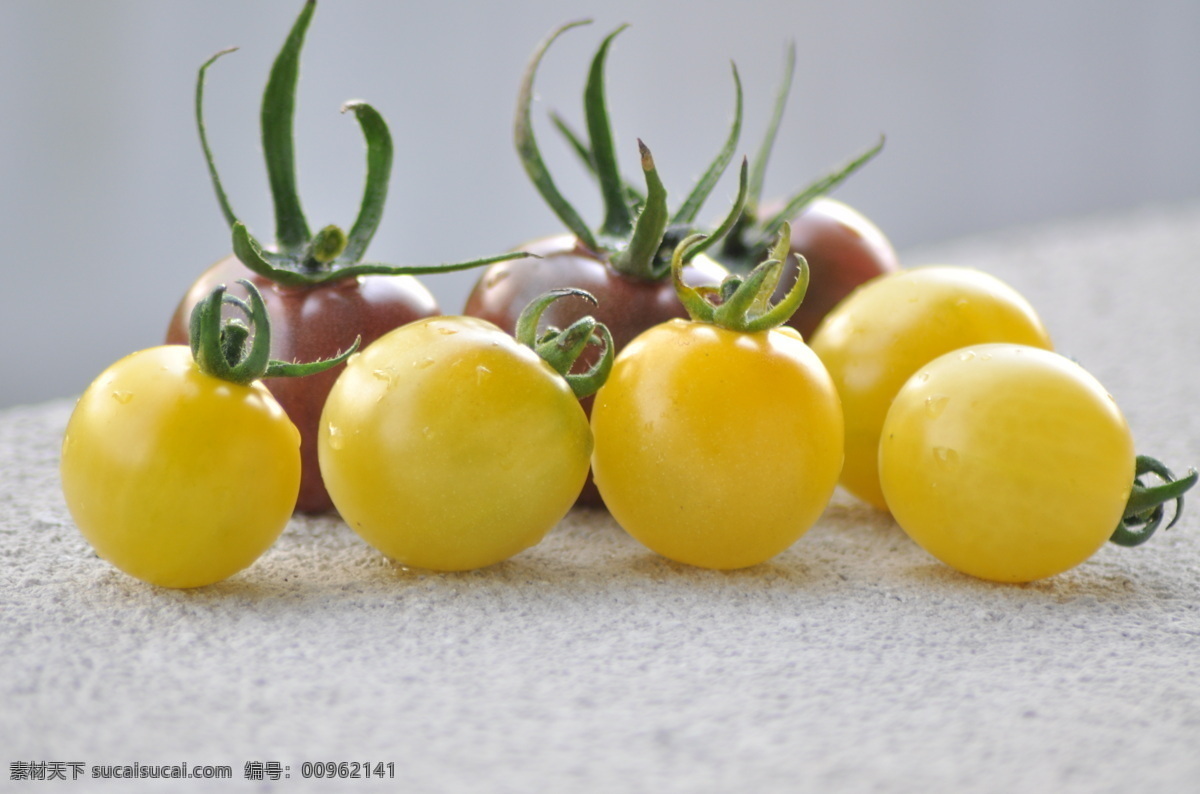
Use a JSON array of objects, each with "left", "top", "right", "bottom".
[
  {"left": 62, "top": 346, "right": 299, "bottom": 588},
  {"left": 809, "top": 266, "right": 1053, "bottom": 510},
  {"left": 879, "top": 344, "right": 1135, "bottom": 582},
  {"left": 318, "top": 311, "right": 600, "bottom": 572},
  {"left": 590, "top": 232, "right": 843, "bottom": 570}
]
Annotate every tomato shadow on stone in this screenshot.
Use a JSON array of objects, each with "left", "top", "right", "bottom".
[{"left": 895, "top": 557, "right": 1148, "bottom": 602}]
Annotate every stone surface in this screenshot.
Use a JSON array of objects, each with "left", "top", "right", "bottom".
[{"left": 3, "top": 204, "right": 1200, "bottom": 792}]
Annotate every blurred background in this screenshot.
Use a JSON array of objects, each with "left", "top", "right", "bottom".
[{"left": 1, "top": 0, "right": 1197, "bottom": 408}]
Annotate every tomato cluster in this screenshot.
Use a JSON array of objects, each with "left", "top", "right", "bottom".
[{"left": 59, "top": 2, "right": 1195, "bottom": 587}]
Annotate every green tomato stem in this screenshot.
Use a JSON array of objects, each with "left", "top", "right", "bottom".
[
  {"left": 746, "top": 41, "right": 795, "bottom": 211},
  {"left": 1109, "top": 455, "right": 1197, "bottom": 547},
  {"left": 515, "top": 20, "right": 600, "bottom": 253},
  {"left": 515, "top": 288, "right": 615, "bottom": 399},
  {"left": 188, "top": 279, "right": 359, "bottom": 385},
  {"left": 303, "top": 224, "right": 349, "bottom": 270},
  {"left": 196, "top": 47, "right": 241, "bottom": 230},
  {"left": 676, "top": 156, "right": 749, "bottom": 264},
  {"left": 671, "top": 62, "right": 743, "bottom": 227},
  {"left": 585, "top": 25, "right": 634, "bottom": 238},
  {"left": 261, "top": 0, "right": 315, "bottom": 254},
  {"left": 231, "top": 222, "right": 535, "bottom": 287},
  {"left": 339, "top": 100, "right": 393, "bottom": 264},
  {"left": 759, "top": 135, "right": 885, "bottom": 243},
  {"left": 610, "top": 140, "right": 669, "bottom": 280},
  {"left": 671, "top": 222, "right": 808, "bottom": 333},
  {"left": 199, "top": 2, "right": 514, "bottom": 288},
  {"left": 549, "top": 109, "right": 646, "bottom": 208}
]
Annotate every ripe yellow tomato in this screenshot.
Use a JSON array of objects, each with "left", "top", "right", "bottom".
[
  {"left": 879, "top": 344, "right": 1135, "bottom": 582},
  {"left": 318, "top": 316, "right": 592, "bottom": 571},
  {"left": 61, "top": 346, "right": 301, "bottom": 588},
  {"left": 590, "top": 319, "right": 843, "bottom": 570},
  {"left": 809, "top": 266, "right": 1052, "bottom": 510}
]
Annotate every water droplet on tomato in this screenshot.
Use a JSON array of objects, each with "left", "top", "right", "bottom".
[
  {"left": 413, "top": 357, "right": 435, "bottom": 369},
  {"left": 958, "top": 350, "right": 976, "bottom": 362},
  {"left": 327, "top": 424, "right": 345, "bottom": 450},
  {"left": 371, "top": 368, "right": 398, "bottom": 386},
  {"left": 925, "top": 395, "right": 949, "bottom": 418},
  {"left": 476, "top": 365, "right": 491, "bottom": 385},
  {"left": 932, "top": 447, "right": 959, "bottom": 467},
  {"left": 111, "top": 391, "right": 133, "bottom": 404},
  {"left": 916, "top": 372, "right": 931, "bottom": 384},
  {"left": 434, "top": 325, "right": 458, "bottom": 335}
]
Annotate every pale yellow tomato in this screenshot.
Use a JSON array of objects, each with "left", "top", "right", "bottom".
[
  {"left": 61, "top": 346, "right": 300, "bottom": 588},
  {"left": 879, "top": 344, "right": 1134, "bottom": 582},
  {"left": 318, "top": 316, "right": 592, "bottom": 572},
  {"left": 809, "top": 266, "right": 1052, "bottom": 510}
]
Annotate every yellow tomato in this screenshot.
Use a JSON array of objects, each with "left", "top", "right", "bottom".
[
  {"left": 879, "top": 344, "right": 1135, "bottom": 582},
  {"left": 61, "top": 346, "right": 300, "bottom": 588},
  {"left": 590, "top": 319, "right": 843, "bottom": 570},
  {"left": 809, "top": 266, "right": 1052, "bottom": 510},
  {"left": 318, "top": 316, "right": 592, "bottom": 571}
]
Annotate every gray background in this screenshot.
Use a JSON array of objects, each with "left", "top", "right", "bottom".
[{"left": 2, "top": 0, "right": 1198, "bottom": 408}]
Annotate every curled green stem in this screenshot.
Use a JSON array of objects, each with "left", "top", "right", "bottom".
[
  {"left": 585, "top": 25, "right": 633, "bottom": 238},
  {"left": 261, "top": 0, "right": 315, "bottom": 253},
  {"left": 339, "top": 100, "right": 393, "bottom": 264},
  {"left": 515, "top": 289, "right": 615, "bottom": 399},
  {"left": 189, "top": 279, "right": 358, "bottom": 385},
  {"left": 672, "top": 62, "right": 743, "bottom": 227},
  {"left": 672, "top": 223, "right": 807, "bottom": 333},
  {"left": 747, "top": 41, "right": 795, "bottom": 210},
  {"left": 676, "top": 156, "right": 749, "bottom": 264},
  {"left": 1109, "top": 455, "right": 1197, "bottom": 547},
  {"left": 198, "top": 2, "right": 515, "bottom": 288},
  {"left": 515, "top": 19, "right": 599, "bottom": 252},
  {"left": 196, "top": 47, "right": 241, "bottom": 230},
  {"left": 231, "top": 222, "right": 534, "bottom": 287}
]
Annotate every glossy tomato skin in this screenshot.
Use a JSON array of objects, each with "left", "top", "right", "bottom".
[
  {"left": 166, "top": 254, "right": 439, "bottom": 514},
  {"left": 61, "top": 345, "right": 300, "bottom": 588},
  {"left": 590, "top": 319, "right": 844, "bottom": 570},
  {"left": 318, "top": 316, "right": 592, "bottom": 571},
  {"left": 772, "top": 197, "right": 901, "bottom": 339},
  {"left": 463, "top": 234, "right": 728, "bottom": 506},
  {"left": 809, "top": 266, "right": 1053, "bottom": 511},
  {"left": 880, "top": 344, "right": 1135, "bottom": 582}
]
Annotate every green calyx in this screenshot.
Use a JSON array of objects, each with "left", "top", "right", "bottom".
[
  {"left": 1109, "top": 455, "right": 1198, "bottom": 547},
  {"left": 720, "top": 40, "right": 885, "bottom": 270},
  {"left": 514, "top": 289, "right": 615, "bottom": 399},
  {"left": 517, "top": 20, "right": 746, "bottom": 281},
  {"left": 672, "top": 222, "right": 808, "bottom": 333},
  {"left": 189, "top": 279, "right": 358, "bottom": 385},
  {"left": 196, "top": 1, "right": 527, "bottom": 288}
]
